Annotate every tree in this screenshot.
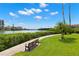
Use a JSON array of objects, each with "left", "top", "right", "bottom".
[
  {"left": 55, "top": 22, "right": 66, "bottom": 40},
  {"left": 62, "top": 3, "right": 65, "bottom": 24},
  {"left": 69, "top": 4, "right": 71, "bottom": 25},
  {"left": 55, "top": 22, "right": 73, "bottom": 40},
  {"left": 60, "top": 3, "right": 65, "bottom": 40},
  {"left": 68, "top": 4, "right": 73, "bottom": 34}
]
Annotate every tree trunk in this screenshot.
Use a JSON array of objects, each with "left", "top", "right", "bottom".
[
  {"left": 62, "top": 3, "right": 65, "bottom": 24},
  {"left": 69, "top": 4, "right": 72, "bottom": 34},
  {"left": 69, "top": 4, "right": 71, "bottom": 25},
  {"left": 61, "top": 3, "right": 65, "bottom": 40}
]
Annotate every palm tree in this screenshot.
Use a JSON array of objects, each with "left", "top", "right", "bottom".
[
  {"left": 62, "top": 3, "right": 65, "bottom": 24},
  {"left": 69, "top": 4, "right": 71, "bottom": 25},
  {"left": 69, "top": 4, "right": 73, "bottom": 34},
  {"left": 60, "top": 3, "right": 65, "bottom": 40}
]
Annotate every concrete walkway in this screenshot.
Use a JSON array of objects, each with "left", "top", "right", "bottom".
[{"left": 0, "top": 34, "right": 59, "bottom": 56}]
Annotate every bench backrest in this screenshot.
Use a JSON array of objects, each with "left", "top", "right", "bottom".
[{"left": 25, "top": 39, "right": 39, "bottom": 51}]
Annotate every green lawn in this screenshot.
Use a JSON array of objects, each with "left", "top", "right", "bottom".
[{"left": 15, "top": 34, "right": 79, "bottom": 56}]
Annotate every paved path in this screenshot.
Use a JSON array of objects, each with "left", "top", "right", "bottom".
[{"left": 0, "top": 34, "right": 59, "bottom": 56}]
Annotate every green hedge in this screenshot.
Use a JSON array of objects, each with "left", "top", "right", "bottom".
[{"left": 0, "top": 31, "right": 54, "bottom": 52}]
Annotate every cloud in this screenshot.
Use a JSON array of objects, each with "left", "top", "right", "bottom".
[
  {"left": 24, "top": 8, "right": 28, "bottom": 11},
  {"left": 34, "top": 9, "right": 42, "bottom": 13},
  {"left": 31, "top": 8, "right": 42, "bottom": 13},
  {"left": 40, "top": 3, "right": 48, "bottom": 8},
  {"left": 28, "top": 10, "right": 34, "bottom": 14},
  {"left": 44, "top": 9, "right": 49, "bottom": 12},
  {"left": 18, "top": 10, "right": 34, "bottom": 15},
  {"left": 24, "top": 8, "right": 34, "bottom": 14},
  {"left": 9, "top": 12, "right": 17, "bottom": 17},
  {"left": 31, "top": 8, "right": 36, "bottom": 11},
  {"left": 18, "top": 10, "right": 28, "bottom": 15},
  {"left": 18, "top": 8, "right": 42, "bottom": 16},
  {"left": 34, "top": 16, "right": 42, "bottom": 20},
  {"left": 50, "top": 11, "right": 58, "bottom": 15}
]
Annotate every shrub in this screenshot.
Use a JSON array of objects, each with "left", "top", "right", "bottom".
[{"left": 0, "top": 31, "right": 54, "bottom": 51}]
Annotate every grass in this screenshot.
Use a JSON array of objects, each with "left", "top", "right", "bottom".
[{"left": 15, "top": 34, "right": 79, "bottom": 56}]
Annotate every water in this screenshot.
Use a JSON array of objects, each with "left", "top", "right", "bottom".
[{"left": 0, "top": 30, "right": 44, "bottom": 34}]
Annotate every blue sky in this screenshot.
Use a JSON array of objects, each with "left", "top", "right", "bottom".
[{"left": 0, "top": 3, "right": 79, "bottom": 29}]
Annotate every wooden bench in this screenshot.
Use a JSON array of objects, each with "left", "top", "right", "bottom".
[{"left": 25, "top": 39, "right": 39, "bottom": 51}]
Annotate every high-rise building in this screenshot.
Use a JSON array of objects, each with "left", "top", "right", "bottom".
[{"left": 0, "top": 20, "right": 4, "bottom": 30}]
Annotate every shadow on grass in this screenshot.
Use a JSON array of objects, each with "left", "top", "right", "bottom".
[{"left": 59, "top": 37, "right": 76, "bottom": 43}]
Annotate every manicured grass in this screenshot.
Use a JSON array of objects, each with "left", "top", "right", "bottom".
[{"left": 15, "top": 34, "right": 79, "bottom": 56}]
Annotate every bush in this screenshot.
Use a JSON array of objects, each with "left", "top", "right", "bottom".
[{"left": 0, "top": 31, "right": 54, "bottom": 51}]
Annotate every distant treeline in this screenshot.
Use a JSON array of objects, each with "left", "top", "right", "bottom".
[
  {"left": 38, "top": 25, "right": 79, "bottom": 33},
  {"left": 38, "top": 28, "right": 53, "bottom": 30}
]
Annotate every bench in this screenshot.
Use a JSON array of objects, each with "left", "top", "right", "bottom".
[{"left": 25, "top": 39, "right": 39, "bottom": 51}]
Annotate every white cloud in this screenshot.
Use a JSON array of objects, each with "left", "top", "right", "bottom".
[
  {"left": 18, "top": 10, "right": 28, "bottom": 15},
  {"left": 50, "top": 11, "right": 58, "bottom": 15},
  {"left": 40, "top": 3, "right": 48, "bottom": 8},
  {"left": 18, "top": 10, "right": 34, "bottom": 16},
  {"left": 44, "top": 9, "right": 49, "bottom": 12},
  {"left": 28, "top": 10, "right": 34, "bottom": 14},
  {"left": 34, "top": 16, "right": 42, "bottom": 20},
  {"left": 31, "top": 8, "right": 36, "bottom": 11},
  {"left": 31, "top": 8, "right": 42, "bottom": 13},
  {"left": 24, "top": 8, "right": 34, "bottom": 14},
  {"left": 18, "top": 8, "right": 42, "bottom": 16},
  {"left": 24, "top": 8, "right": 28, "bottom": 11},
  {"left": 9, "top": 12, "right": 17, "bottom": 17},
  {"left": 35, "top": 9, "right": 42, "bottom": 13}
]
